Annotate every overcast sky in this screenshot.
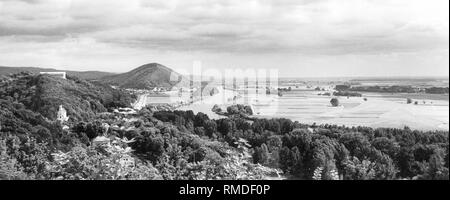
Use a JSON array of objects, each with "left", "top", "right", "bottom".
[{"left": 0, "top": 0, "right": 448, "bottom": 77}]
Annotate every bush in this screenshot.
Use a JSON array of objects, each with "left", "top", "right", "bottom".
[
  {"left": 407, "top": 98, "right": 413, "bottom": 104},
  {"left": 47, "top": 136, "right": 162, "bottom": 180},
  {"left": 225, "top": 104, "right": 253, "bottom": 116},
  {"left": 330, "top": 98, "right": 340, "bottom": 107}
]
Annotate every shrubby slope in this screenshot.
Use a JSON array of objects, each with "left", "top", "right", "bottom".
[
  {"left": 100, "top": 63, "right": 189, "bottom": 89},
  {"left": 0, "top": 72, "right": 135, "bottom": 121}
]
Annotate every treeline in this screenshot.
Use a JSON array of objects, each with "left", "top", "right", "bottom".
[
  {"left": 1, "top": 102, "right": 278, "bottom": 179},
  {"left": 212, "top": 104, "right": 253, "bottom": 118},
  {"left": 425, "top": 87, "right": 449, "bottom": 94},
  {"left": 336, "top": 84, "right": 449, "bottom": 94},
  {"left": 348, "top": 85, "right": 419, "bottom": 93},
  {"left": 1, "top": 96, "right": 448, "bottom": 179},
  {"left": 332, "top": 91, "right": 362, "bottom": 97},
  {"left": 152, "top": 110, "right": 449, "bottom": 180}
]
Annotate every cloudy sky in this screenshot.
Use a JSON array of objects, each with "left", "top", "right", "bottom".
[{"left": 0, "top": 0, "right": 448, "bottom": 77}]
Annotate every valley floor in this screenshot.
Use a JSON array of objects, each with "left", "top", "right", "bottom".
[
  {"left": 135, "top": 86, "right": 449, "bottom": 131},
  {"left": 254, "top": 91, "right": 449, "bottom": 131}
]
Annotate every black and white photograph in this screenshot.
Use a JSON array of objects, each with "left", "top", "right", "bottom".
[{"left": 0, "top": 0, "right": 448, "bottom": 182}]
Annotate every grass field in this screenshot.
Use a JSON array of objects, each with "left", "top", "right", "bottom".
[{"left": 253, "top": 89, "right": 449, "bottom": 131}]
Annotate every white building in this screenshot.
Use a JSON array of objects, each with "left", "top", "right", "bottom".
[{"left": 57, "top": 105, "right": 69, "bottom": 123}]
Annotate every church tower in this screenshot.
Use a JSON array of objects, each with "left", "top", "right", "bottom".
[{"left": 57, "top": 105, "right": 69, "bottom": 123}]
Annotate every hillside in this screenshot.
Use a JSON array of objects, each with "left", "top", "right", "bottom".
[
  {"left": 0, "top": 66, "right": 114, "bottom": 80},
  {"left": 0, "top": 73, "right": 448, "bottom": 180},
  {"left": 100, "top": 63, "right": 189, "bottom": 89},
  {"left": 0, "top": 72, "right": 135, "bottom": 121}
]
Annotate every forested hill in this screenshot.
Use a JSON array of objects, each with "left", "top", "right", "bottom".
[
  {"left": 1, "top": 63, "right": 190, "bottom": 90},
  {"left": 0, "top": 66, "right": 114, "bottom": 80},
  {"left": 0, "top": 72, "right": 135, "bottom": 121},
  {"left": 99, "top": 63, "right": 190, "bottom": 89}
]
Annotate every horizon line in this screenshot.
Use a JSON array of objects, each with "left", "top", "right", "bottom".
[{"left": 1, "top": 65, "right": 449, "bottom": 80}]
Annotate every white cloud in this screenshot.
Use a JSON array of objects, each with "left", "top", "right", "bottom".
[{"left": 0, "top": 0, "right": 448, "bottom": 76}]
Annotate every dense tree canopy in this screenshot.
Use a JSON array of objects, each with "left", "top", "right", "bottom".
[{"left": 0, "top": 73, "right": 448, "bottom": 180}]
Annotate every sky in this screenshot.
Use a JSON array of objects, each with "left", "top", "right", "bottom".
[{"left": 0, "top": 0, "right": 448, "bottom": 77}]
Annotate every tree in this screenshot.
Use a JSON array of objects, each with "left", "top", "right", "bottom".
[
  {"left": 335, "top": 85, "right": 350, "bottom": 91},
  {"left": 194, "top": 112, "right": 209, "bottom": 127},
  {"left": 253, "top": 144, "right": 270, "bottom": 165},
  {"left": 267, "top": 135, "right": 282, "bottom": 152},
  {"left": 279, "top": 118, "right": 293, "bottom": 134},
  {"left": 194, "top": 127, "right": 206, "bottom": 137},
  {"left": 371, "top": 137, "right": 399, "bottom": 158},
  {"left": 330, "top": 98, "right": 339, "bottom": 107},
  {"left": 0, "top": 138, "right": 29, "bottom": 180},
  {"left": 290, "top": 146, "right": 302, "bottom": 175},
  {"left": 407, "top": 98, "right": 413, "bottom": 104},
  {"left": 397, "top": 147, "right": 415, "bottom": 177},
  {"left": 204, "top": 120, "right": 217, "bottom": 137},
  {"left": 85, "top": 121, "right": 104, "bottom": 139},
  {"left": 343, "top": 157, "right": 376, "bottom": 180},
  {"left": 244, "top": 105, "right": 253, "bottom": 115},
  {"left": 211, "top": 104, "right": 222, "bottom": 113},
  {"left": 423, "top": 149, "right": 449, "bottom": 180},
  {"left": 339, "top": 132, "right": 371, "bottom": 159},
  {"left": 279, "top": 146, "right": 292, "bottom": 173},
  {"left": 227, "top": 105, "right": 240, "bottom": 115},
  {"left": 216, "top": 118, "right": 236, "bottom": 134}
]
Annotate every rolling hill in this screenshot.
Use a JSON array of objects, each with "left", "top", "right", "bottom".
[
  {"left": 99, "top": 63, "right": 190, "bottom": 89},
  {"left": 1, "top": 63, "right": 191, "bottom": 90},
  {"left": 0, "top": 72, "right": 135, "bottom": 121}
]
